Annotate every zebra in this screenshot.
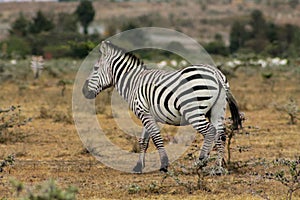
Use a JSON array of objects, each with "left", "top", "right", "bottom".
[
  {"left": 82, "top": 41, "right": 242, "bottom": 173},
  {"left": 31, "top": 55, "right": 44, "bottom": 79}
]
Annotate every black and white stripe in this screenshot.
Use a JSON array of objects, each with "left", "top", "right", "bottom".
[{"left": 82, "top": 41, "right": 242, "bottom": 173}]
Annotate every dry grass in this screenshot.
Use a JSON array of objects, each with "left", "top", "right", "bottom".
[{"left": 0, "top": 64, "right": 299, "bottom": 199}]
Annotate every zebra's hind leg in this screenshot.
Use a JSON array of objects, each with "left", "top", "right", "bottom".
[
  {"left": 186, "top": 113, "right": 216, "bottom": 168},
  {"left": 133, "top": 128, "right": 150, "bottom": 173},
  {"left": 212, "top": 131, "right": 227, "bottom": 175},
  {"left": 210, "top": 88, "right": 227, "bottom": 175},
  {"left": 151, "top": 133, "right": 169, "bottom": 172},
  {"left": 198, "top": 123, "right": 217, "bottom": 168}
]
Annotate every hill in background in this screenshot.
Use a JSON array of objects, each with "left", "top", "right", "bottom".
[{"left": 0, "top": 0, "right": 299, "bottom": 44}]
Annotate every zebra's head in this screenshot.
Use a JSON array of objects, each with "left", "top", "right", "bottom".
[{"left": 82, "top": 41, "right": 114, "bottom": 99}]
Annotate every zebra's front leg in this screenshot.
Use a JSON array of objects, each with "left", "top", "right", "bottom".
[
  {"left": 133, "top": 128, "right": 150, "bottom": 173},
  {"left": 144, "top": 116, "right": 169, "bottom": 172}
]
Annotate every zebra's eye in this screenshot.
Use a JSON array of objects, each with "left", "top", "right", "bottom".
[{"left": 94, "top": 66, "right": 99, "bottom": 71}]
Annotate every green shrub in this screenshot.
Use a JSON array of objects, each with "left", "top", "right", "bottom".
[
  {"left": 11, "top": 179, "right": 78, "bottom": 200},
  {"left": 265, "top": 157, "right": 300, "bottom": 200},
  {"left": 0, "top": 37, "right": 30, "bottom": 59},
  {"left": 0, "top": 105, "right": 31, "bottom": 143},
  {"left": 0, "top": 154, "right": 15, "bottom": 173},
  {"left": 69, "top": 40, "right": 96, "bottom": 58},
  {"left": 127, "top": 184, "right": 141, "bottom": 194},
  {"left": 29, "top": 10, "right": 54, "bottom": 34},
  {"left": 204, "top": 41, "right": 229, "bottom": 56}
]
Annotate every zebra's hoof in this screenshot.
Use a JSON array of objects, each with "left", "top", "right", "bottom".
[
  {"left": 196, "top": 158, "right": 208, "bottom": 169},
  {"left": 159, "top": 166, "right": 168, "bottom": 173},
  {"left": 133, "top": 163, "right": 143, "bottom": 173},
  {"left": 210, "top": 166, "right": 228, "bottom": 176}
]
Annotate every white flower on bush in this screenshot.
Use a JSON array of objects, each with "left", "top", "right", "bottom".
[
  {"left": 179, "top": 60, "right": 188, "bottom": 67},
  {"left": 157, "top": 60, "right": 167, "bottom": 68},
  {"left": 170, "top": 60, "right": 177, "bottom": 67},
  {"left": 225, "top": 61, "right": 235, "bottom": 68},
  {"left": 10, "top": 60, "right": 17, "bottom": 65},
  {"left": 233, "top": 59, "right": 242, "bottom": 66},
  {"left": 257, "top": 59, "right": 267, "bottom": 68}
]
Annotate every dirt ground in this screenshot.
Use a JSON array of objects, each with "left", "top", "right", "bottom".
[{"left": 0, "top": 63, "right": 300, "bottom": 199}]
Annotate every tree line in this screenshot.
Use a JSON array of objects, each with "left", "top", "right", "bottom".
[
  {"left": 205, "top": 9, "right": 300, "bottom": 58},
  {"left": 1, "top": 4, "right": 300, "bottom": 59},
  {"left": 0, "top": 0, "right": 96, "bottom": 59},
  {"left": 230, "top": 9, "right": 300, "bottom": 57}
]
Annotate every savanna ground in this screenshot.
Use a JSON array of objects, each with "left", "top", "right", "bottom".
[{"left": 0, "top": 57, "right": 300, "bottom": 199}]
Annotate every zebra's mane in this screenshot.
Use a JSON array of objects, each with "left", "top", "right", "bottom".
[{"left": 105, "top": 42, "right": 144, "bottom": 67}]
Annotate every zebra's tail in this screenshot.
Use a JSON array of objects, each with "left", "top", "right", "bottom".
[
  {"left": 208, "top": 65, "right": 242, "bottom": 130},
  {"left": 226, "top": 89, "right": 242, "bottom": 130}
]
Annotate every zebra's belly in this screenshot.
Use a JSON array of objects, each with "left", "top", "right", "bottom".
[{"left": 150, "top": 107, "right": 188, "bottom": 126}]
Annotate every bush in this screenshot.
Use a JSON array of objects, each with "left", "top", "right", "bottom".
[
  {"left": 244, "top": 38, "right": 270, "bottom": 54},
  {"left": 0, "top": 154, "right": 15, "bottom": 173},
  {"left": 0, "top": 36, "right": 30, "bottom": 59},
  {"left": 11, "top": 179, "right": 78, "bottom": 200},
  {"left": 0, "top": 105, "right": 31, "bottom": 143},
  {"left": 127, "top": 184, "right": 141, "bottom": 194},
  {"left": 265, "top": 157, "right": 300, "bottom": 200},
  {"left": 69, "top": 40, "right": 96, "bottom": 58},
  {"left": 39, "top": 106, "right": 73, "bottom": 124},
  {"left": 53, "top": 110, "right": 73, "bottom": 124},
  {"left": 27, "top": 32, "right": 50, "bottom": 55},
  {"left": 274, "top": 97, "right": 299, "bottom": 125},
  {"left": 204, "top": 41, "right": 229, "bottom": 56}
]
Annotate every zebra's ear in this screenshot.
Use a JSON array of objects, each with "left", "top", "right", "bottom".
[{"left": 100, "top": 41, "right": 110, "bottom": 55}]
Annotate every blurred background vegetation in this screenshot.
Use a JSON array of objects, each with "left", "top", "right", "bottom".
[
  {"left": 1, "top": 0, "right": 97, "bottom": 59},
  {"left": 0, "top": 0, "right": 299, "bottom": 61}
]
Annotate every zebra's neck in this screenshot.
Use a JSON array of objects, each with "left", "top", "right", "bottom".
[{"left": 111, "top": 52, "right": 145, "bottom": 102}]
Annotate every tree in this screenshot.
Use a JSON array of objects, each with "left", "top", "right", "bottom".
[
  {"left": 75, "top": 0, "right": 95, "bottom": 35},
  {"left": 29, "top": 10, "right": 54, "bottom": 34},
  {"left": 205, "top": 34, "right": 229, "bottom": 56},
  {"left": 9, "top": 12, "right": 30, "bottom": 37},
  {"left": 266, "top": 22, "right": 278, "bottom": 43},
  {"left": 249, "top": 9, "right": 267, "bottom": 39},
  {"left": 288, "top": 0, "right": 299, "bottom": 8},
  {"left": 284, "top": 24, "right": 295, "bottom": 44},
  {"left": 229, "top": 21, "right": 247, "bottom": 53}
]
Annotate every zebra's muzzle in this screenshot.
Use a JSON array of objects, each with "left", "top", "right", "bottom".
[{"left": 82, "top": 80, "right": 97, "bottom": 99}]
